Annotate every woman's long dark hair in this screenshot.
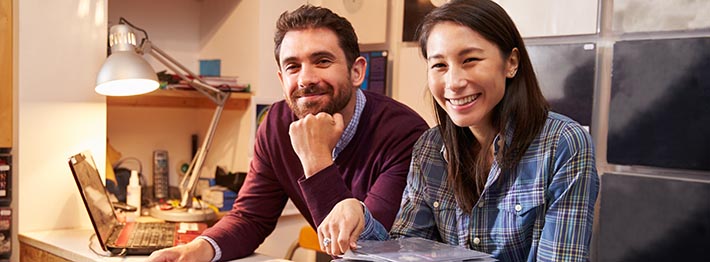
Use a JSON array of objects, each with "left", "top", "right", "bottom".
[{"left": 416, "top": 0, "right": 549, "bottom": 212}]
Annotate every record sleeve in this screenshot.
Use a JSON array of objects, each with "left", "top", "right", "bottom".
[{"left": 339, "top": 237, "right": 494, "bottom": 262}]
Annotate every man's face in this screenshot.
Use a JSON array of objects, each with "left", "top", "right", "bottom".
[{"left": 277, "top": 27, "right": 355, "bottom": 119}]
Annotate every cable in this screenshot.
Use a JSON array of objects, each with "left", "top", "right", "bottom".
[
  {"left": 118, "top": 17, "right": 152, "bottom": 48},
  {"left": 113, "top": 157, "right": 143, "bottom": 175},
  {"left": 88, "top": 233, "right": 126, "bottom": 257},
  {"left": 118, "top": 17, "right": 150, "bottom": 40}
]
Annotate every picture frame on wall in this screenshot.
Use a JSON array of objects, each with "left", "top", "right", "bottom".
[
  {"left": 249, "top": 97, "right": 281, "bottom": 158},
  {"left": 402, "top": 0, "right": 438, "bottom": 42},
  {"left": 360, "top": 50, "right": 388, "bottom": 96}
]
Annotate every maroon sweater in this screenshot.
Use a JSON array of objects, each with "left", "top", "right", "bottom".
[{"left": 201, "top": 91, "right": 428, "bottom": 260}]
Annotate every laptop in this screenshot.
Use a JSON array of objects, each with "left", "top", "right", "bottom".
[{"left": 68, "top": 151, "right": 206, "bottom": 255}]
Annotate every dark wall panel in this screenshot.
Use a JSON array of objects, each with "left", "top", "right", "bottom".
[
  {"left": 598, "top": 172, "right": 710, "bottom": 261},
  {"left": 608, "top": 37, "right": 710, "bottom": 171},
  {"left": 528, "top": 43, "right": 596, "bottom": 128}
]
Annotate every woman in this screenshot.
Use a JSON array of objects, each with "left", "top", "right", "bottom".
[{"left": 317, "top": 0, "right": 599, "bottom": 261}]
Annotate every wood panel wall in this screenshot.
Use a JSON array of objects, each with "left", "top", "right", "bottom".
[{"left": 0, "top": 0, "right": 12, "bottom": 148}]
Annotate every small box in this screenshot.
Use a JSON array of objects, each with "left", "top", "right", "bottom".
[
  {"left": 199, "top": 59, "right": 221, "bottom": 77},
  {"left": 221, "top": 189, "right": 237, "bottom": 212},
  {"left": 202, "top": 186, "right": 237, "bottom": 212}
]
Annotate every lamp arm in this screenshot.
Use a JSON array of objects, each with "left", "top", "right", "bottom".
[
  {"left": 179, "top": 101, "right": 226, "bottom": 208},
  {"left": 140, "top": 40, "right": 231, "bottom": 209},
  {"left": 178, "top": 154, "right": 198, "bottom": 199},
  {"left": 144, "top": 41, "right": 229, "bottom": 104}
]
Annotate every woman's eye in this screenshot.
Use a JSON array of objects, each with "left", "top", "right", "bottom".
[
  {"left": 430, "top": 63, "right": 446, "bottom": 69},
  {"left": 464, "top": 57, "right": 481, "bottom": 63}
]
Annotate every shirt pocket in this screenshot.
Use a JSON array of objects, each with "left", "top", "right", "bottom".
[
  {"left": 491, "top": 187, "right": 545, "bottom": 247},
  {"left": 496, "top": 190, "right": 544, "bottom": 217}
]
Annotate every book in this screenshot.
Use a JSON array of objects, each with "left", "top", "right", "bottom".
[
  {"left": 0, "top": 208, "right": 10, "bottom": 258},
  {"left": 339, "top": 237, "right": 495, "bottom": 262},
  {"left": 0, "top": 157, "right": 9, "bottom": 205},
  {"left": 157, "top": 71, "right": 249, "bottom": 92}
]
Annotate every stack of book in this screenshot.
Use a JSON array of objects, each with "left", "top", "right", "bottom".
[{"left": 158, "top": 71, "right": 250, "bottom": 92}]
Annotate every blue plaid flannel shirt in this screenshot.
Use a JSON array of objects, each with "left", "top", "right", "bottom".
[{"left": 360, "top": 112, "right": 599, "bottom": 262}]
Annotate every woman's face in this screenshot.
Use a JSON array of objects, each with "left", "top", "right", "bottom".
[{"left": 426, "top": 21, "right": 518, "bottom": 129}]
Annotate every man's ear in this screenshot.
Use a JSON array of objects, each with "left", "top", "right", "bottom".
[
  {"left": 350, "top": 57, "right": 367, "bottom": 87},
  {"left": 277, "top": 69, "right": 285, "bottom": 87}
]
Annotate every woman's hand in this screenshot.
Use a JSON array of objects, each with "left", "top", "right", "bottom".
[{"left": 317, "top": 198, "right": 365, "bottom": 256}]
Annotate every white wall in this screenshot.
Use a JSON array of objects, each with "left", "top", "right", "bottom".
[
  {"left": 394, "top": 46, "right": 435, "bottom": 126},
  {"left": 316, "top": 0, "right": 388, "bottom": 44},
  {"left": 17, "top": 0, "right": 107, "bottom": 236},
  {"left": 109, "top": 0, "right": 201, "bottom": 74},
  {"left": 496, "top": 0, "right": 599, "bottom": 37},
  {"left": 389, "top": 0, "right": 436, "bottom": 126}
]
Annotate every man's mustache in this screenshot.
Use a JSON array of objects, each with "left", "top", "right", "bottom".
[{"left": 292, "top": 85, "right": 332, "bottom": 98}]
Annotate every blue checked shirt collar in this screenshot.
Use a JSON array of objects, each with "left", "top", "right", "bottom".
[{"left": 333, "top": 88, "right": 366, "bottom": 160}]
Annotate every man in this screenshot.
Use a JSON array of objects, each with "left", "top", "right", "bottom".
[{"left": 148, "top": 4, "right": 428, "bottom": 262}]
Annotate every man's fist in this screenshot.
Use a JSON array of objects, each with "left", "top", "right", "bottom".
[{"left": 289, "top": 112, "right": 345, "bottom": 177}]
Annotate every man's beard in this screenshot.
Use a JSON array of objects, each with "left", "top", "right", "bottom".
[{"left": 287, "top": 84, "right": 352, "bottom": 119}]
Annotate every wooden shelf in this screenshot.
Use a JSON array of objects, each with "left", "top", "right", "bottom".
[{"left": 107, "top": 89, "right": 252, "bottom": 110}]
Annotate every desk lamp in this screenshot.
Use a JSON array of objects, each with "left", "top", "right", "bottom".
[{"left": 95, "top": 18, "right": 223, "bottom": 222}]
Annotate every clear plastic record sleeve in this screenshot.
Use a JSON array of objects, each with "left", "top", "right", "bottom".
[{"left": 338, "top": 237, "right": 495, "bottom": 262}]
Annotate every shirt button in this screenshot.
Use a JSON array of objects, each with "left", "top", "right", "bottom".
[
  {"left": 433, "top": 201, "right": 439, "bottom": 208},
  {"left": 515, "top": 204, "right": 522, "bottom": 212},
  {"left": 478, "top": 202, "right": 484, "bottom": 208},
  {"left": 473, "top": 237, "right": 481, "bottom": 245}
]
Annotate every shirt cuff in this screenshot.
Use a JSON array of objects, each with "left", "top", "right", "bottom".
[
  {"left": 359, "top": 201, "right": 390, "bottom": 241},
  {"left": 360, "top": 202, "right": 376, "bottom": 239},
  {"left": 196, "top": 236, "right": 221, "bottom": 262}
]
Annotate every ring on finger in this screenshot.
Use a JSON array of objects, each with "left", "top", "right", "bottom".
[{"left": 323, "top": 237, "right": 331, "bottom": 247}]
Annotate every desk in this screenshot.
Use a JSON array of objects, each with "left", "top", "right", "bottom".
[{"left": 19, "top": 228, "right": 287, "bottom": 262}]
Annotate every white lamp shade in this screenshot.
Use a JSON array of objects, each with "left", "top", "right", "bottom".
[{"left": 95, "top": 50, "right": 159, "bottom": 96}]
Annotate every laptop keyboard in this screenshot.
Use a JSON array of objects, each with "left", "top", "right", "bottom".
[{"left": 127, "top": 222, "right": 175, "bottom": 248}]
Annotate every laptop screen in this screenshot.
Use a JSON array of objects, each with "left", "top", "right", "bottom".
[{"left": 69, "top": 151, "right": 118, "bottom": 250}]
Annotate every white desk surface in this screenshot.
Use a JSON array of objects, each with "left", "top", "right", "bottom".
[{"left": 19, "top": 228, "right": 289, "bottom": 262}]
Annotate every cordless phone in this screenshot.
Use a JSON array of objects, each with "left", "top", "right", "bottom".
[{"left": 153, "top": 150, "right": 169, "bottom": 200}]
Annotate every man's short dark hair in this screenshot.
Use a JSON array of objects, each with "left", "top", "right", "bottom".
[{"left": 274, "top": 5, "right": 360, "bottom": 69}]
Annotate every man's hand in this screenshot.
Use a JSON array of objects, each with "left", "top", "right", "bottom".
[
  {"left": 289, "top": 112, "right": 345, "bottom": 177},
  {"left": 147, "top": 238, "right": 215, "bottom": 262},
  {"left": 317, "top": 198, "right": 365, "bottom": 256}
]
